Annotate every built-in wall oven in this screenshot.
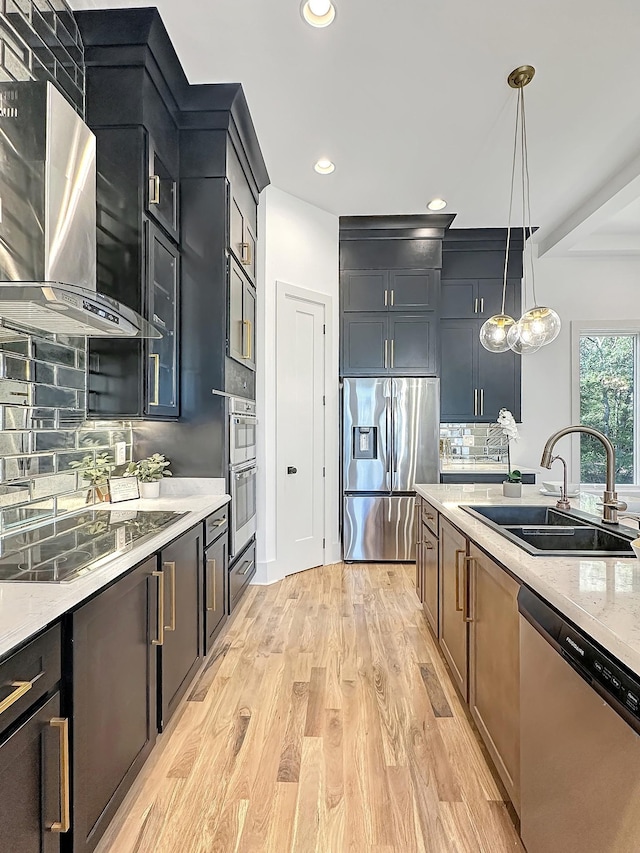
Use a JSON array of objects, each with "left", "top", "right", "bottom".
[
  {"left": 229, "top": 397, "right": 256, "bottom": 467},
  {"left": 228, "top": 397, "right": 257, "bottom": 557}
]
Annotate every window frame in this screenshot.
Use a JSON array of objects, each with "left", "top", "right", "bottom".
[{"left": 571, "top": 319, "right": 640, "bottom": 485}]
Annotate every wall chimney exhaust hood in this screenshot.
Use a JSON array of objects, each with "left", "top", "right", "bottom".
[{"left": 0, "top": 81, "right": 159, "bottom": 339}]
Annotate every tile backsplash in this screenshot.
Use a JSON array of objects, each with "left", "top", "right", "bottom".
[
  {"left": 0, "top": 331, "right": 132, "bottom": 535},
  {"left": 440, "top": 423, "right": 507, "bottom": 463}
]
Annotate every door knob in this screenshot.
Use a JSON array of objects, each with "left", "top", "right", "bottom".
[{"left": 287, "top": 466, "right": 297, "bottom": 474}]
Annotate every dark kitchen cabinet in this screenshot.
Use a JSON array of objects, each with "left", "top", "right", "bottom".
[
  {"left": 146, "top": 222, "right": 180, "bottom": 417},
  {"left": 147, "top": 135, "right": 179, "bottom": 240},
  {"left": 229, "top": 258, "right": 256, "bottom": 372},
  {"left": 228, "top": 145, "right": 258, "bottom": 285},
  {"left": 229, "top": 538, "right": 256, "bottom": 614},
  {"left": 441, "top": 279, "right": 519, "bottom": 320},
  {"left": 73, "top": 556, "right": 159, "bottom": 853},
  {"left": 158, "top": 525, "right": 202, "bottom": 729},
  {"left": 342, "top": 268, "right": 437, "bottom": 312},
  {"left": 0, "top": 693, "right": 66, "bottom": 853},
  {"left": 342, "top": 313, "right": 437, "bottom": 376},
  {"left": 440, "top": 319, "right": 520, "bottom": 422},
  {"left": 204, "top": 531, "right": 227, "bottom": 653}
]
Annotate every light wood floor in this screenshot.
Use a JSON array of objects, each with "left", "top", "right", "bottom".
[{"left": 95, "top": 563, "right": 525, "bottom": 853}]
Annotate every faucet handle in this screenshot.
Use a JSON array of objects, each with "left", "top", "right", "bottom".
[{"left": 599, "top": 499, "right": 628, "bottom": 511}]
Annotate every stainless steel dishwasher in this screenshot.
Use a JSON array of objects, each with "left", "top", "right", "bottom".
[{"left": 519, "top": 587, "right": 640, "bottom": 853}]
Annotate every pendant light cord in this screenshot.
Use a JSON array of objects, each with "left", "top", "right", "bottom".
[
  {"left": 501, "top": 91, "right": 521, "bottom": 315},
  {"left": 520, "top": 84, "right": 538, "bottom": 307}
]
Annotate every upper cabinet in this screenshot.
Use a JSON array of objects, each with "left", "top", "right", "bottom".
[
  {"left": 441, "top": 278, "right": 519, "bottom": 320},
  {"left": 342, "top": 269, "right": 438, "bottom": 312},
  {"left": 146, "top": 223, "right": 180, "bottom": 417},
  {"left": 228, "top": 147, "right": 257, "bottom": 285},
  {"left": 147, "top": 135, "right": 179, "bottom": 240}
]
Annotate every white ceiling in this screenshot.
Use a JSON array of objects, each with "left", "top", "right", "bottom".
[{"left": 71, "top": 0, "right": 640, "bottom": 242}]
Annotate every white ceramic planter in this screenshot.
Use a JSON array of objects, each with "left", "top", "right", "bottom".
[
  {"left": 502, "top": 481, "right": 522, "bottom": 498},
  {"left": 139, "top": 480, "right": 161, "bottom": 499}
]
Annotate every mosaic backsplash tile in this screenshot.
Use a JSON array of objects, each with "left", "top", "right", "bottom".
[
  {"left": 440, "top": 423, "right": 508, "bottom": 463},
  {"left": 0, "top": 331, "right": 132, "bottom": 535}
]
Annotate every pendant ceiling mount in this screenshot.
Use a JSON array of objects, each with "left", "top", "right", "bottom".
[{"left": 507, "top": 65, "right": 536, "bottom": 89}]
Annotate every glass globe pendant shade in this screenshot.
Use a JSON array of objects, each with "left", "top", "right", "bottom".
[
  {"left": 519, "top": 305, "right": 561, "bottom": 345},
  {"left": 507, "top": 319, "right": 543, "bottom": 354},
  {"left": 479, "top": 314, "right": 516, "bottom": 353}
]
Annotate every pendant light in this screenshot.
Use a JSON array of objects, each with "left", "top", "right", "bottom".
[{"left": 481, "top": 65, "right": 561, "bottom": 354}]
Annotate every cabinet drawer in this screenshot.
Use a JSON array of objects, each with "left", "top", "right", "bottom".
[
  {"left": 229, "top": 539, "right": 255, "bottom": 613},
  {"left": 204, "top": 506, "right": 229, "bottom": 546},
  {"left": 421, "top": 500, "right": 439, "bottom": 536},
  {"left": 0, "top": 625, "right": 61, "bottom": 738}
]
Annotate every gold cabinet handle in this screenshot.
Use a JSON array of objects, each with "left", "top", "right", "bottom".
[
  {"left": 480, "top": 388, "right": 484, "bottom": 417},
  {"left": 152, "top": 569, "right": 164, "bottom": 646},
  {"left": 164, "top": 561, "right": 176, "bottom": 631},
  {"left": 149, "top": 354, "right": 160, "bottom": 406},
  {"left": 384, "top": 289, "right": 388, "bottom": 307},
  {"left": 240, "top": 242, "right": 252, "bottom": 266},
  {"left": 384, "top": 339, "right": 388, "bottom": 369},
  {"left": 391, "top": 339, "right": 395, "bottom": 369},
  {"left": 454, "top": 548, "right": 465, "bottom": 612},
  {"left": 50, "top": 718, "right": 70, "bottom": 833},
  {"left": 390, "top": 289, "right": 394, "bottom": 306},
  {"left": 242, "top": 319, "right": 253, "bottom": 360},
  {"left": 480, "top": 297, "right": 484, "bottom": 313},
  {"left": 423, "top": 540, "right": 434, "bottom": 550},
  {"left": 474, "top": 388, "right": 478, "bottom": 417},
  {"left": 238, "top": 559, "right": 254, "bottom": 577},
  {"left": 149, "top": 174, "right": 160, "bottom": 205},
  {"left": 474, "top": 297, "right": 479, "bottom": 313},
  {"left": 206, "top": 559, "right": 216, "bottom": 612},
  {"left": 0, "top": 680, "right": 32, "bottom": 715},
  {"left": 463, "top": 556, "right": 474, "bottom": 623}
]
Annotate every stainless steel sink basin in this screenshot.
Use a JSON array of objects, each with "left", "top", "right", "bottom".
[{"left": 461, "top": 504, "right": 637, "bottom": 557}]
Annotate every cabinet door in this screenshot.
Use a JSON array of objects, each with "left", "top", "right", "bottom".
[
  {"left": 147, "top": 136, "right": 179, "bottom": 239},
  {"left": 73, "top": 557, "right": 158, "bottom": 853},
  {"left": 242, "top": 220, "right": 257, "bottom": 283},
  {"left": 228, "top": 260, "right": 256, "bottom": 371},
  {"left": 389, "top": 314, "right": 437, "bottom": 375},
  {"left": 146, "top": 222, "right": 180, "bottom": 418},
  {"left": 342, "top": 314, "right": 389, "bottom": 375},
  {"left": 229, "top": 538, "right": 256, "bottom": 614},
  {"left": 230, "top": 195, "right": 244, "bottom": 270},
  {"left": 415, "top": 497, "right": 423, "bottom": 602},
  {"left": 439, "top": 518, "right": 468, "bottom": 700},
  {"left": 468, "top": 544, "right": 520, "bottom": 813},
  {"left": 342, "top": 270, "right": 388, "bottom": 312},
  {"left": 422, "top": 521, "right": 439, "bottom": 637},
  {"left": 0, "top": 692, "right": 64, "bottom": 853},
  {"left": 243, "top": 280, "right": 257, "bottom": 372},
  {"left": 477, "top": 279, "right": 519, "bottom": 319},
  {"left": 441, "top": 280, "right": 477, "bottom": 319},
  {"left": 159, "top": 525, "right": 202, "bottom": 729},
  {"left": 477, "top": 344, "right": 521, "bottom": 423},
  {"left": 389, "top": 270, "right": 436, "bottom": 310},
  {"left": 440, "top": 320, "right": 477, "bottom": 421},
  {"left": 204, "top": 534, "right": 227, "bottom": 654}
]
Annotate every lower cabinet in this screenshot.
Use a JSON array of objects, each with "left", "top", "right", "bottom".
[
  {"left": 72, "top": 557, "right": 159, "bottom": 853},
  {"left": 229, "top": 538, "right": 256, "bottom": 614},
  {"left": 0, "top": 692, "right": 65, "bottom": 853},
  {"left": 415, "top": 497, "right": 424, "bottom": 603},
  {"left": 468, "top": 543, "right": 521, "bottom": 813},
  {"left": 204, "top": 530, "right": 228, "bottom": 654},
  {"left": 438, "top": 517, "right": 469, "bottom": 700},
  {"left": 158, "top": 525, "right": 202, "bottom": 729},
  {"left": 421, "top": 521, "right": 439, "bottom": 637}
]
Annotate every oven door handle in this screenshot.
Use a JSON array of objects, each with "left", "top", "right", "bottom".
[{"left": 235, "top": 469, "right": 256, "bottom": 480}]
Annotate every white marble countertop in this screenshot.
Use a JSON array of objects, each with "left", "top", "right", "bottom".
[
  {"left": 440, "top": 461, "right": 539, "bottom": 474},
  {"left": 0, "top": 484, "right": 230, "bottom": 662},
  {"left": 416, "top": 483, "right": 640, "bottom": 675}
]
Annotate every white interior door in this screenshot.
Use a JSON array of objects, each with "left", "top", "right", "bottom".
[{"left": 276, "top": 288, "right": 325, "bottom": 575}]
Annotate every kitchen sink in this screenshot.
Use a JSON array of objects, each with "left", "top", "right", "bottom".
[{"left": 461, "top": 504, "right": 637, "bottom": 557}]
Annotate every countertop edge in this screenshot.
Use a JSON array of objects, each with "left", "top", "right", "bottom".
[
  {"left": 416, "top": 484, "right": 640, "bottom": 676},
  {"left": 0, "top": 494, "right": 231, "bottom": 662}
]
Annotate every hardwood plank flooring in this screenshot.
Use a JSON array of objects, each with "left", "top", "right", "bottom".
[{"left": 94, "top": 563, "right": 524, "bottom": 853}]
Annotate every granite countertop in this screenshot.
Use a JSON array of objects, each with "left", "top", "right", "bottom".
[
  {"left": 416, "top": 483, "right": 640, "bottom": 675},
  {"left": 0, "top": 480, "right": 230, "bottom": 661}
]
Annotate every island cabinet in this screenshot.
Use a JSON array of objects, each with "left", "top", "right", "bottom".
[
  {"left": 415, "top": 497, "right": 424, "bottom": 604},
  {"left": 0, "top": 625, "right": 66, "bottom": 853},
  {"left": 438, "top": 517, "right": 470, "bottom": 699},
  {"left": 415, "top": 497, "right": 439, "bottom": 637},
  {"left": 72, "top": 557, "right": 159, "bottom": 853},
  {"left": 158, "top": 525, "right": 202, "bottom": 730},
  {"left": 468, "top": 543, "right": 521, "bottom": 814}
]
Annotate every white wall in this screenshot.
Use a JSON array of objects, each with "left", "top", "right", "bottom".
[
  {"left": 256, "top": 186, "right": 340, "bottom": 583},
  {"left": 514, "top": 253, "right": 640, "bottom": 479}
]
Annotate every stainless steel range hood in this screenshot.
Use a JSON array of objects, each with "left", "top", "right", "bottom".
[{"left": 0, "top": 81, "right": 159, "bottom": 339}]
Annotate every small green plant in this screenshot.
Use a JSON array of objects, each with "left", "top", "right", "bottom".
[
  {"left": 70, "top": 452, "right": 113, "bottom": 485},
  {"left": 126, "top": 453, "right": 172, "bottom": 483},
  {"left": 507, "top": 468, "right": 522, "bottom": 483},
  {"left": 497, "top": 408, "right": 520, "bottom": 481}
]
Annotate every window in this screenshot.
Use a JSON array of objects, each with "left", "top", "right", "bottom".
[{"left": 579, "top": 333, "right": 636, "bottom": 484}]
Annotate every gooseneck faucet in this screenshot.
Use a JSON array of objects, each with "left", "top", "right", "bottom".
[{"left": 540, "top": 425, "right": 627, "bottom": 524}]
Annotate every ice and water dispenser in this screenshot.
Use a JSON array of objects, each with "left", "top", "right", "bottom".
[{"left": 353, "top": 426, "right": 377, "bottom": 460}]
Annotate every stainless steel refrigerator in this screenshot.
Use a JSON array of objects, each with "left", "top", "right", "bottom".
[{"left": 343, "top": 377, "right": 440, "bottom": 561}]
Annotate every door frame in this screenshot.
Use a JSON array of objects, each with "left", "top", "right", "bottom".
[{"left": 275, "top": 281, "right": 333, "bottom": 576}]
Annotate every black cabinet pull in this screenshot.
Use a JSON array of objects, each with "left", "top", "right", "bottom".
[{"left": 287, "top": 466, "right": 297, "bottom": 475}]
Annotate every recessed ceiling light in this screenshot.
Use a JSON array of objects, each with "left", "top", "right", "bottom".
[
  {"left": 427, "top": 198, "right": 447, "bottom": 211},
  {"left": 314, "top": 158, "right": 335, "bottom": 174},
  {"left": 301, "top": 0, "right": 336, "bottom": 28}
]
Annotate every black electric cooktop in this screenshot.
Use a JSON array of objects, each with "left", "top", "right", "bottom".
[{"left": 0, "top": 509, "right": 186, "bottom": 582}]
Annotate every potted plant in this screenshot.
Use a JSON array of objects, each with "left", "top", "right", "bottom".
[
  {"left": 126, "top": 453, "right": 172, "bottom": 498},
  {"left": 70, "top": 452, "right": 113, "bottom": 503},
  {"left": 497, "top": 408, "right": 522, "bottom": 497}
]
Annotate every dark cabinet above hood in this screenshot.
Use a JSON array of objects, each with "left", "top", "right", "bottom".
[{"left": 0, "top": 81, "right": 159, "bottom": 339}]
